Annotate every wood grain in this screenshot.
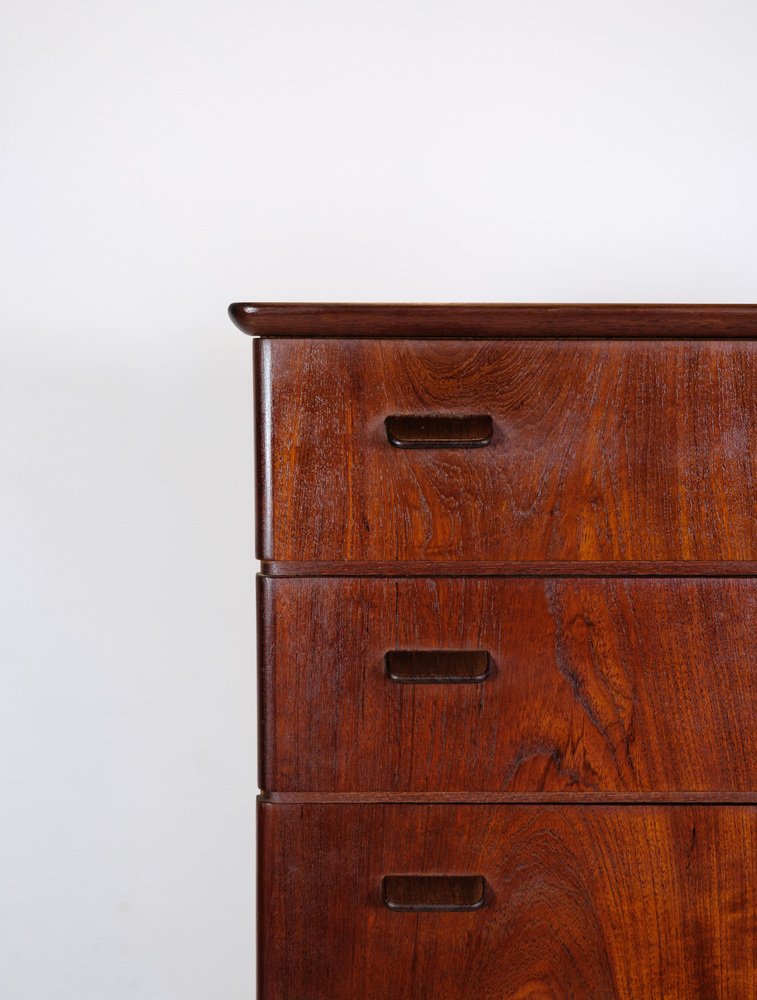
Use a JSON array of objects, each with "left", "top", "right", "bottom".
[
  {"left": 258, "top": 802, "right": 756, "bottom": 999},
  {"left": 244, "top": 308, "right": 757, "bottom": 994},
  {"left": 255, "top": 338, "right": 756, "bottom": 563},
  {"left": 230, "top": 302, "right": 757, "bottom": 338},
  {"left": 258, "top": 576, "right": 757, "bottom": 794}
]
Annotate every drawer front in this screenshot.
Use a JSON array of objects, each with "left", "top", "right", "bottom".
[
  {"left": 258, "top": 576, "right": 757, "bottom": 794},
  {"left": 256, "top": 338, "right": 756, "bottom": 563},
  {"left": 259, "top": 802, "right": 756, "bottom": 999}
]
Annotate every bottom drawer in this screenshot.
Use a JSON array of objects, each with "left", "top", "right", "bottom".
[{"left": 258, "top": 802, "right": 756, "bottom": 999}]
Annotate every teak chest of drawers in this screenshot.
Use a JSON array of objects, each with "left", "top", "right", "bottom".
[{"left": 230, "top": 303, "right": 756, "bottom": 999}]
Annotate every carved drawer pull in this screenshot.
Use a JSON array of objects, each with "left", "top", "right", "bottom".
[
  {"left": 385, "top": 650, "right": 490, "bottom": 684},
  {"left": 385, "top": 414, "right": 493, "bottom": 449},
  {"left": 383, "top": 875, "right": 487, "bottom": 911}
]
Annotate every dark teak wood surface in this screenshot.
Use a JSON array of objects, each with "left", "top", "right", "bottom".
[
  {"left": 231, "top": 302, "right": 757, "bottom": 338},
  {"left": 235, "top": 304, "right": 757, "bottom": 998},
  {"left": 259, "top": 576, "right": 756, "bottom": 795},
  {"left": 255, "top": 338, "right": 756, "bottom": 563},
  {"left": 259, "top": 802, "right": 756, "bottom": 1000}
]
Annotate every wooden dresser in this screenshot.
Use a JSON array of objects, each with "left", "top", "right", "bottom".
[{"left": 230, "top": 304, "right": 756, "bottom": 999}]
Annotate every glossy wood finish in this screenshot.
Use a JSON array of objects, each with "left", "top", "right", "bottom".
[
  {"left": 237, "top": 304, "right": 757, "bottom": 996},
  {"left": 259, "top": 802, "right": 756, "bottom": 999},
  {"left": 255, "top": 338, "right": 756, "bottom": 563},
  {"left": 258, "top": 576, "right": 757, "bottom": 794},
  {"left": 231, "top": 302, "right": 757, "bottom": 338}
]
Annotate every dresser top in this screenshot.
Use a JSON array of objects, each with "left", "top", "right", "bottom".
[{"left": 229, "top": 302, "right": 757, "bottom": 338}]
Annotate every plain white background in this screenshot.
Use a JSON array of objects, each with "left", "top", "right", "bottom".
[{"left": 2, "top": 1, "right": 756, "bottom": 996}]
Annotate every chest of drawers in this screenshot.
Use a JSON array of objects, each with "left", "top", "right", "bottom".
[{"left": 231, "top": 303, "right": 756, "bottom": 999}]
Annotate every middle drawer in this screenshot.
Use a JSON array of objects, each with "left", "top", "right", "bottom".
[{"left": 258, "top": 575, "right": 756, "bottom": 794}]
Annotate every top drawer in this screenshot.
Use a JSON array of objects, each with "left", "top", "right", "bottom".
[{"left": 255, "top": 339, "right": 756, "bottom": 564}]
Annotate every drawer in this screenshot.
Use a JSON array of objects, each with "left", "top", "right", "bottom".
[
  {"left": 255, "top": 338, "right": 756, "bottom": 564},
  {"left": 258, "top": 802, "right": 756, "bottom": 999},
  {"left": 258, "top": 576, "right": 757, "bottom": 794}
]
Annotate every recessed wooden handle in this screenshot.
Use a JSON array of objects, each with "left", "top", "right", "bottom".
[
  {"left": 385, "top": 414, "right": 493, "bottom": 449},
  {"left": 383, "top": 875, "right": 487, "bottom": 911},
  {"left": 385, "top": 650, "right": 490, "bottom": 684}
]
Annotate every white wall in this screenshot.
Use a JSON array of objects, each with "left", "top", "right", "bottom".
[{"left": 1, "top": 2, "right": 756, "bottom": 997}]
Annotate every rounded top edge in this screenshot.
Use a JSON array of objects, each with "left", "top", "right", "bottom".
[{"left": 227, "top": 303, "right": 757, "bottom": 338}]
